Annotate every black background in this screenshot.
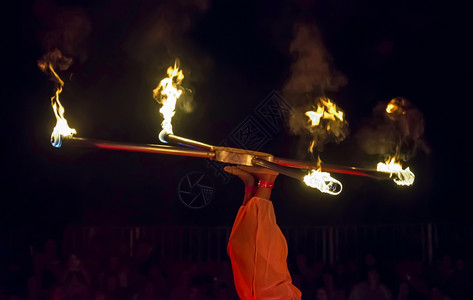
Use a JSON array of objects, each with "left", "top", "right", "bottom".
[{"left": 3, "top": 0, "right": 472, "bottom": 242}]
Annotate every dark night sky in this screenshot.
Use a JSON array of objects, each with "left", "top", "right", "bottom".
[{"left": 2, "top": 0, "right": 472, "bottom": 232}]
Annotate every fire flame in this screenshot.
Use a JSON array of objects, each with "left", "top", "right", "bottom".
[
  {"left": 385, "top": 97, "right": 406, "bottom": 115},
  {"left": 303, "top": 169, "right": 343, "bottom": 195},
  {"left": 302, "top": 157, "right": 343, "bottom": 195},
  {"left": 377, "top": 99, "right": 415, "bottom": 186},
  {"left": 153, "top": 60, "right": 184, "bottom": 143},
  {"left": 305, "top": 97, "right": 345, "bottom": 153},
  {"left": 38, "top": 61, "right": 77, "bottom": 148},
  {"left": 301, "top": 98, "right": 345, "bottom": 194},
  {"left": 386, "top": 101, "right": 398, "bottom": 114},
  {"left": 377, "top": 156, "right": 415, "bottom": 186},
  {"left": 305, "top": 97, "right": 344, "bottom": 127}
]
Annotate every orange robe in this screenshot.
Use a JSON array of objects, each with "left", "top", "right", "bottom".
[{"left": 227, "top": 197, "right": 302, "bottom": 300}]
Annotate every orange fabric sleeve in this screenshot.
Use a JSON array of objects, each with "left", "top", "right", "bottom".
[{"left": 227, "top": 197, "right": 302, "bottom": 300}]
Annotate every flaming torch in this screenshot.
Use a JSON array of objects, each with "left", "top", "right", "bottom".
[
  {"left": 41, "top": 57, "right": 413, "bottom": 195},
  {"left": 38, "top": 53, "right": 77, "bottom": 148},
  {"left": 375, "top": 98, "right": 416, "bottom": 186},
  {"left": 377, "top": 156, "right": 415, "bottom": 186},
  {"left": 301, "top": 97, "right": 347, "bottom": 195},
  {"left": 153, "top": 60, "right": 185, "bottom": 143}
]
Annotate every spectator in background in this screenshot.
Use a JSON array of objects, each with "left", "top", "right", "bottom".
[
  {"left": 333, "top": 263, "right": 348, "bottom": 294},
  {"left": 320, "top": 269, "right": 346, "bottom": 300},
  {"left": 132, "top": 279, "right": 163, "bottom": 300},
  {"left": 101, "top": 273, "right": 122, "bottom": 300},
  {"left": 316, "top": 287, "right": 329, "bottom": 300},
  {"left": 82, "top": 236, "right": 107, "bottom": 291},
  {"left": 212, "top": 260, "right": 236, "bottom": 298},
  {"left": 359, "top": 253, "right": 378, "bottom": 281},
  {"left": 293, "top": 253, "right": 315, "bottom": 298},
  {"left": 32, "top": 238, "right": 62, "bottom": 298},
  {"left": 132, "top": 263, "right": 167, "bottom": 300},
  {"left": 435, "top": 254, "right": 453, "bottom": 290},
  {"left": 445, "top": 258, "right": 470, "bottom": 300},
  {"left": 33, "top": 239, "right": 61, "bottom": 278},
  {"left": 395, "top": 281, "right": 409, "bottom": 300},
  {"left": 129, "top": 240, "right": 154, "bottom": 286},
  {"left": 214, "top": 282, "right": 237, "bottom": 300},
  {"left": 187, "top": 273, "right": 216, "bottom": 300},
  {"left": 93, "top": 289, "right": 106, "bottom": 300},
  {"left": 429, "top": 287, "right": 451, "bottom": 300},
  {"left": 344, "top": 261, "right": 359, "bottom": 294},
  {"left": 3, "top": 257, "right": 28, "bottom": 300},
  {"left": 61, "top": 253, "right": 91, "bottom": 300},
  {"left": 168, "top": 269, "right": 192, "bottom": 300},
  {"left": 98, "top": 254, "right": 131, "bottom": 296},
  {"left": 348, "top": 268, "right": 392, "bottom": 300}
]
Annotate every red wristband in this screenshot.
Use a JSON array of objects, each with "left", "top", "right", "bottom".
[
  {"left": 257, "top": 180, "right": 274, "bottom": 189},
  {"left": 245, "top": 186, "right": 256, "bottom": 193}
]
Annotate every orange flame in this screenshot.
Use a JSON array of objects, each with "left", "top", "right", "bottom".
[
  {"left": 385, "top": 97, "right": 406, "bottom": 115},
  {"left": 153, "top": 60, "right": 184, "bottom": 142},
  {"left": 377, "top": 99, "right": 415, "bottom": 186},
  {"left": 305, "top": 97, "right": 345, "bottom": 153},
  {"left": 302, "top": 98, "right": 346, "bottom": 193},
  {"left": 302, "top": 156, "right": 342, "bottom": 195},
  {"left": 38, "top": 61, "right": 77, "bottom": 147},
  {"left": 305, "top": 97, "right": 344, "bottom": 127},
  {"left": 303, "top": 169, "right": 343, "bottom": 195},
  {"left": 377, "top": 156, "right": 415, "bottom": 186}
]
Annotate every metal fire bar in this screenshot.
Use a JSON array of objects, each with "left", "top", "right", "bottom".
[
  {"left": 62, "top": 137, "right": 215, "bottom": 159},
  {"left": 159, "top": 133, "right": 391, "bottom": 180},
  {"left": 59, "top": 134, "right": 391, "bottom": 181}
]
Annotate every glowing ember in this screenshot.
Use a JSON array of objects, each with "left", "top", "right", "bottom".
[
  {"left": 386, "top": 102, "right": 397, "bottom": 114},
  {"left": 385, "top": 98, "right": 406, "bottom": 115},
  {"left": 153, "top": 60, "right": 184, "bottom": 143},
  {"left": 377, "top": 156, "right": 415, "bottom": 186},
  {"left": 38, "top": 61, "right": 77, "bottom": 148},
  {"left": 303, "top": 169, "right": 343, "bottom": 195}
]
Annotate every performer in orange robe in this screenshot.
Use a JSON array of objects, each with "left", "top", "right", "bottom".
[{"left": 224, "top": 166, "right": 302, "bottom": 300}]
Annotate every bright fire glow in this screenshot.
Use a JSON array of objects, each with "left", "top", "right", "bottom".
[
  {"left": 153, "top": 60, "right": 184, "bottom": 143},
  {"left": 377, "top": 156, "right": 415, "bottom": 186},
  {"left": 380, "top": 99, "right": 415, "bottom": 186},
  {"left": 305, "top": 105, "right": 325, "bottom": 127},
  {"left": 303, "top": 169, "right": 343, "bottom": 195},
  {"left": 303, "top": 98, "right": 345, "bottom": 193},
  {"left": 385, "top": 98, "right": 406, "bottom": 115},
  {"left": 305, "top": 97, "right": 345, "bottom": 153},
  {"left": 305, "top": 97, "right": 344, "bottom": 127},
  {"left": 38, "top": 61, "right": 77, "bottom": 148},
  {"left": 386, "top": 102, "right": 397, "bottom": 114}
]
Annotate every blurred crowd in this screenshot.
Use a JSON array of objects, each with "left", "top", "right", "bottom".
[{"left": 1, "top": 236, "right": 472, "bottom": 300}]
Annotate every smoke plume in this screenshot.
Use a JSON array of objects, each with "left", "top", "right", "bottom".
[
  {"left": 33, "top": 0, "right": 91, "bottom": 65},
  {"left": 121, "top": 0, "right": 211, "bottom": 62},
  {"left": 282, "top": 22, "right": 348, "bottom": 153},
  {"left": 355, "top": 97, "right": 430, "bottom": 162},
  {"left": 282, "top": 22, "right": 346, "bottom": 102}
]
